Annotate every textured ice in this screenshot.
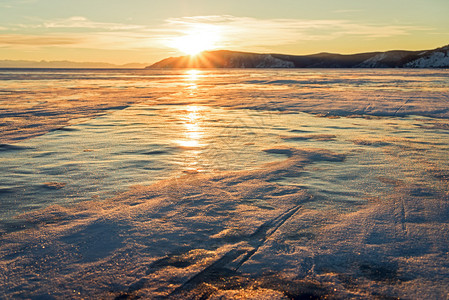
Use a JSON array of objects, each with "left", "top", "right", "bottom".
[
  {"left": 0, "top": 69, "right": 448, "bottom": 299},
  {"left": 1, "top": 69, "right": 448, "bottom": 144}
]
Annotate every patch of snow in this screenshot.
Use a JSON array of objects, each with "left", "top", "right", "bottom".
[
  {"left": 406, "top": 51, "right": 449, "bottom": 68},
  {"left": 256, "top": 55, "right": 294, "bottom": 68},
  {"left": 357, "top": 52, "right": 411, "bottom": 68},
  {"left": 359, "top": 53, "right": 388, "bottom": 68}
]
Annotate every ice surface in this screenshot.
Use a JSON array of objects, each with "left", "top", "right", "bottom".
[
  {"left": 0, "top": 69, "right": 448, "bottom": 299},
  {"left": 1, "top": 69, "right": 448, "bottom": 144}
]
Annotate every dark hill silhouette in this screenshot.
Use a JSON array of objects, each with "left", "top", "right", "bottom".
[{"left": 148, "top": 45, "right": 449, "bottom": 68}]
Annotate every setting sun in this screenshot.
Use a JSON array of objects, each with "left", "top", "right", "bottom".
[{"left": 168, "top": 24, "right": 221, "bottom": 55}]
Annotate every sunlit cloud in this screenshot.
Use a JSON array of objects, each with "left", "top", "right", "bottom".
[
  {"left": 0, "top": 34, "right": 82, "bottom": 46},
  {"left": 0, "top": 17, "right": 160, "bottom": 49},
  {"left": 0, "top": 15, "right": 432, "bottom": 53},
  {"left": 0, "top": 32, "right": 160, "bottom": 50},
  {"left": 162, "top": 15, "right": 431, "bottom": 51},
  {"left": 41, "top": 16, "right": 145, "bottom": 31}
]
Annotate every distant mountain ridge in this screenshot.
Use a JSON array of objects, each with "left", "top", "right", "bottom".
[{"left": 148, "top": 45, "right": 449, "bottom": 68}]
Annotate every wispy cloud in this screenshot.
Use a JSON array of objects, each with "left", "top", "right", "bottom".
[
  {"left": 40, "top": 16, "right": 145, "bottom": 31},
  {"left": 1, "top": 17, "right": 161, "bottom": 49},
  {"left": 0, "top": 34, "right": 82, "bottom": 46},
  {"left": 162, "top": 15, "right": 431, "bottom": 50},
  {"left": 0, "top": 32, "right": 161, "bottom": 50},
  {"left": 0, "top": 15, "right": 432, "bottom": 51}
]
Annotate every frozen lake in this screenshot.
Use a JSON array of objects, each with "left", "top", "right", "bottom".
[{"left": 0, "top": 69, "right": 448, "bottom": 299}]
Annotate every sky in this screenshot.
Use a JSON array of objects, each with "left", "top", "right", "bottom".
[{"left": 0, "top": 0, "right": 448, "bottom": 64}]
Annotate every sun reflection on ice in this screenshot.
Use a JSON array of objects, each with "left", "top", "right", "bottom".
[
  {"left": 175, "top": 71, "right": 210, "bottom": 172},
  {"left": 175, "top": 105, "right": 208, "bottom": 173},
  {"left": 185, "top": 70, "right": 201, "bottom": 95},
  {"left": 186, "top": 69, "right": 201, "bottom": 80}
]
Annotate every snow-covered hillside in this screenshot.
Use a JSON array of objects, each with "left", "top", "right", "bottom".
[
  {"left": 356, "top": 51, "right": 412, "bottom": 68},
  {"left": 405, "top": 46, "right": 449, "bottom": 68},
  {"left": 255, "top": 55, "right": 295, "bottom": 68},
  {"left": 227, "top": 54, "right": 294, "bottom": 68}
]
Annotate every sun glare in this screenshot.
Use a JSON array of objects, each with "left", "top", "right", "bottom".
[{"left": 169, "top": 25, "right": 221, "bottom": 56}]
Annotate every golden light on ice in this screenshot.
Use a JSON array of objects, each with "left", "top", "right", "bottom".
[
  {"left": 176, "top": 105, "right": 205, "bottom": 149},
  {"left": 186, "top": 69, "right": 201, "bottom": 81},
  {"left": 169, "top": 25, "right": 221, "bottom": 56},
  {"left": 185, "top": 70, "right": 201, "bottom": 94}
]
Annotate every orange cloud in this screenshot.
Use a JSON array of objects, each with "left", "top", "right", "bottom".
[{"left": 0, "top": 34, "right": 82, "bottom": 46}]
